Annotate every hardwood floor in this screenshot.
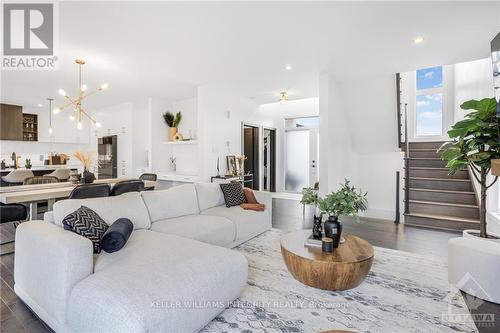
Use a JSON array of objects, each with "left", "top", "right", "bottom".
[{"left": 0, "top": 198, "right": 498, "bottom": 332}]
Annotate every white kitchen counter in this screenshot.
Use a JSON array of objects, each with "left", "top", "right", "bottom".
[{"left": 1, "top": 165, "right": 80, "bottom": 172}]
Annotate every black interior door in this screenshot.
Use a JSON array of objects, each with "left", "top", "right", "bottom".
[
  {"left": 243, "top": 125, "right": 259, "bottom": 190},
  {"left": 263, "top": 128, "right": 276, "bottom": 192}
]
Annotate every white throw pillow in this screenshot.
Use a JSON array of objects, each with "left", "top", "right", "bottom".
[
  {"left": 141, "top": 184, "right": 200, "bottom": 223},
  {"left": 194, "top": 182, "right": 225, "bottom": 211},
  {"left": 53, "top": 192, "right": 151, "bottom": 230}
]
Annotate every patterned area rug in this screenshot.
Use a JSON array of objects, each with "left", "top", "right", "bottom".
[{"left": 202, "top": 229, "right": 477, "bottom": 333}]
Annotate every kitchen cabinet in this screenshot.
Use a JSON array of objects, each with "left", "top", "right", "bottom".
[{"left": 0, "top": 104, "right": 23, "bottom": 140}]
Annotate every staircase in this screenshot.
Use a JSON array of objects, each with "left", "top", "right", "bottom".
[{"left": 404, "top": 141, "right": 480, "bottom": 232}]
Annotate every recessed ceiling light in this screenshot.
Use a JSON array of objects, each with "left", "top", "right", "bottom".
[
  {"left": 37, "top": 103, "right": 43, "bottom": 107},
  {"left": 413, "top": 37, "right": 424, "bottom": 44},
  {"left": 285, "top": 65, "right": 292, "bottom": 71}
]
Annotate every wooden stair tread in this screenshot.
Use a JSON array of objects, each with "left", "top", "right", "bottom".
[
  {"left": 408, "top": 200, "right": 479, "bottom": 209},
  {"left": 409, "top": 148, "right": 439, "bottom": 151},
  {"left": 408, "top": 177, "right": 471, "bottom": 182},
  {"left": 403, "top": 223, "right": 463, "bottom": 234},
  {"left": 408, "top": 187, "right": 474, "bottom": 194},
  {"left": 404, "top": 213, "right": 479, "bottom": 224},
  {"left": 408, "top": 167, "right": 457, "bottom": 171},
  {"left": 406, "top": 157, "right": 442, "bottom": 160}
]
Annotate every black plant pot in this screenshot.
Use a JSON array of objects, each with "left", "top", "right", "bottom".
[
  {"left": 324, "top": 216, "right": 343, "bottom": 248},
  {"left": 81, "top": 170, "right": 95, "bottom": 184}
]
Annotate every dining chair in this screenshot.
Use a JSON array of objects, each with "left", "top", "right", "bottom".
[
  {"left": 139, "top": 173, "right": 157, "bottom": 181},
  {"left": 0, "top": 202, "right": 28, "bottom": 256},
  {"left": 139, "top": 173, "right": 157, "bottom": 190},
  {"left": 44, "top": 168, "right": 71, "bottom": 182},
  {"left": 69, "top": 183, "right": 111, "bottom": 199},
  {"left": 1, "top": 169, "right": 35, "bottom": 186},
  {"left": 110, "top": 180, "right": 145, "bottom": 196},
  {"left": 23, "top": 176, "right": 60, "bottom": 185}
]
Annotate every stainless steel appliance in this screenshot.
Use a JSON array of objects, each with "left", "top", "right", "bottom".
[{"left": 98, "top": 135, "right": 117, "bottom": 179}]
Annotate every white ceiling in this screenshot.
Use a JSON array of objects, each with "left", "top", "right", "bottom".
[{"left": 1, "top": 1, "right": 499, "bottom": 109}]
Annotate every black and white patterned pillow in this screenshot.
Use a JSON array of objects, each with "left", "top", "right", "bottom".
[
  {"left": 62, "top": 206, "right": 109, "bottom": 253},
  {"left": 220, "top": 182, "right": 247, "bottom": 207}
]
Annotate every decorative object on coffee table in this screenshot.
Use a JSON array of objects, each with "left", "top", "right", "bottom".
[
  {"left": 318, "top": 179, "right": 367, "bottom": 248},
  {"left": 321, "top": 237, "right": 333, "bottom": 252},
  {"left": 281, "top": 229, "right": 374, "bottom": 291}
]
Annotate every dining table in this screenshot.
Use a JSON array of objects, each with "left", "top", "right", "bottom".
[{"left": 0, "top": 178, "right": 157, "bottom": 220}]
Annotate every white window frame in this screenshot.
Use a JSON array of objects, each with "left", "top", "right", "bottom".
[{"left": 408, "top": 66, "right": 454, "bottom": 141}]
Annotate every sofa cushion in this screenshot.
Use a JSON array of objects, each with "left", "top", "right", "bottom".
[
  {"left": 150, "top": 214, "right": 236, "bottom": 247},
  {"left": 219, "top": 182, "right": 247, "bottom": 207},
  {"left": 194, "top": 182, "right": 225, "bottom": 211},
  {"left": 141, "top": 184, "right": 200, "bottom": 223},
  {"left": 69, "top": 230, "right": 248, "bottom": 333},
  {"left": 53, "top": 192, "right": 151, "bottom": 230},
  {"left": 62, "top": 206, "right": 109, "bottom": 254},
  {"left": 201, "top": 205, "right": 270, "bottom": 243}
]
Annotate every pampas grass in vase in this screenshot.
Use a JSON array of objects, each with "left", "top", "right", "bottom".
[{"left": 73, "top": 150, "right": 97, "bottom": 183}]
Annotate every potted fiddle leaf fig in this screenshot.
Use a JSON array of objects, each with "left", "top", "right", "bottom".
[
  {"left": 318, "top": 179, "right": 367, "bottom": 247},
  {"left": 439, "top": 98, "right": 499, "bottom": 239}
]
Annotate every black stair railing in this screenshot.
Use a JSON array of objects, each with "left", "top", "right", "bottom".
[{"left": 395, "top": 73, "right": 410, "bottom": 221}]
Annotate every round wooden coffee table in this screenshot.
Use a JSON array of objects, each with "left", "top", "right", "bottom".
[{"left": 280, "top": 229, "right": 374, "bottom": 291}]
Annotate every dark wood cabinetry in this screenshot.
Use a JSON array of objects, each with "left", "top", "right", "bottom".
[
  {"left": 0, "top": 103, "right": 23, "bottom": 140},
  {"left": 0, "top": 104, "right": 38, "bottom": 141}
]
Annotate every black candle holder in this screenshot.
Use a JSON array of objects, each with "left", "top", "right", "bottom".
[{"left": 322, "top": 237, "right": 333, "bottom": 252}]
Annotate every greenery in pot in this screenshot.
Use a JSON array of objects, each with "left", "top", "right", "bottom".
[
  {"left": 439, "top": 98, "right": 499, "bottom": 238},
  {"left": 25, "top": 158, "right": 32, "bottom": 169},
  {"left": 162, "top": 111, "right": 182, "bottom": 129},
  {"left": 317, "top": 179, "right": 368, "bottom": 222},
  {"left": 301, "top": 187, "right": 319, "bottom": 206}
]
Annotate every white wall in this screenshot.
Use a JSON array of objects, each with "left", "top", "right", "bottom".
[
  {"left": 454, "top": 58, "right": 495, "bottom": 121},
  {"left": 319, "top": 73, "right": 403, "bottom": 220},
  {"left": 197, "top": 84, "right": 260, "bottom": 182},
  {"left": 319, "top": 74, "right": 358, "bottom": 193}
]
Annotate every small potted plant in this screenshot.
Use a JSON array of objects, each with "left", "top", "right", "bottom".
[
  {"left": 318, "top": 180, "right": 367, "bottom": 247},
  {"left": 163, "top": 111, "right": 182, "bottom": 141},
  {"left": 301, "top": 187, "right": 321, "bottom": 239},
  {"left": 25, "top": 158, "right": 32, "bottom": 169},
  {"left": 169, "top": 156, "right": 176, "bottom": 172}
]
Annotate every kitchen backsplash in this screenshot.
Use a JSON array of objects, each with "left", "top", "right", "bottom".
[{"left": 0, "top": 140, "right": 89, "bottom": 166}]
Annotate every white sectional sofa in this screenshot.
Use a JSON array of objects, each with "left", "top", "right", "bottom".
[{"left": 14, "top": 183, "right": 272, "bottom": 332}]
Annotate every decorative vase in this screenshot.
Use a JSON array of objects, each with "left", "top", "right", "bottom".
[
  {"left": 312, "top": 214, "right": 323, "bottom": 240},
  {"left": 324, "top": 216, "right": 343, "bottom": 248},
  {"left": 81, "top": 169, "right": 95, "bottom": 184},
  {"left": 168, "top": 127, "right": 177, "bottom": 141}
]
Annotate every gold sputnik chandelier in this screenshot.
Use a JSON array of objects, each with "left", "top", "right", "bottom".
[{"left": 53, "top": 59, "right": 107, "bottom": 130}]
